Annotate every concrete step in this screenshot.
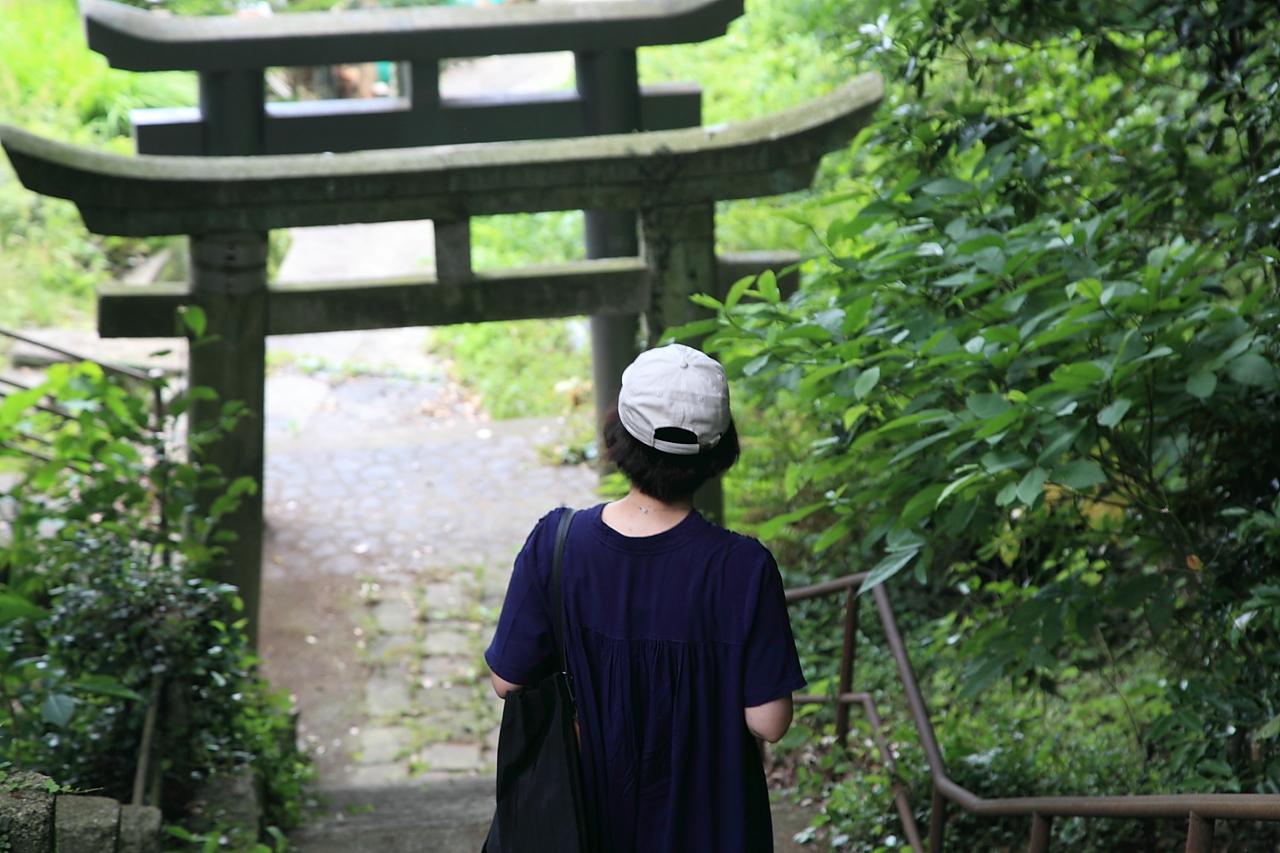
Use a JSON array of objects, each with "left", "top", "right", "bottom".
[{"left": 289, "top": 781, "right": 820, "bottom": 852}]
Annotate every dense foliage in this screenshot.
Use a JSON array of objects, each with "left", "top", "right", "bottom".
[
  {"left": 0, "top": 349, "right": 309, "bottom": 840},
  {"left": 673, "top": 0, "right": 1280, "bottom": 848}
]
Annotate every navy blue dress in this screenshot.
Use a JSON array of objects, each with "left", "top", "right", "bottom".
[{"left": 485, "top": 505, "right": 806, "bottom": 853}]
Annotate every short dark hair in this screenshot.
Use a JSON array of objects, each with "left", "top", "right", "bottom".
[{"left": 602, "top": 407, "right": 740, "bottom": 503}]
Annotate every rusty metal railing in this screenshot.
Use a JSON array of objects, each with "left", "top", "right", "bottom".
[
  {"left": 0, "top": 327, "right": 167, "bottom": 452},
  {"left": 785, "top": 573, "right": 1280, "bottom": 852}
]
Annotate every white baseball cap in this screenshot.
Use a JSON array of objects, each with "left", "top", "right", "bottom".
[{"left": 617, "top": 344, "right": 731, "bottom": 456}]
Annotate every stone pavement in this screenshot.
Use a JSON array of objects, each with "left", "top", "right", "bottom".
[{"left": 258, "top": 328, "right": 599, "bottom": 788}]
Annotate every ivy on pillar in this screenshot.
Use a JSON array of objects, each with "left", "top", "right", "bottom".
[{"left": 187, "top": 232, "right": 269, "bottom": 647}]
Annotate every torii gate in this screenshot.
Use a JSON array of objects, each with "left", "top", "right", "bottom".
[
  {"left": 80, "top": 0, "right": 746, "bottom": 423},
  {"left": 1, "top": 45, "right": 881, "bottom": 643}
]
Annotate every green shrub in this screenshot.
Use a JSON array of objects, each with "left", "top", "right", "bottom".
[{"left": 0, "top": 356, "right": 309, "bottom": 837}]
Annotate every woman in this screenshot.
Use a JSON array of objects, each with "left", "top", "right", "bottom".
[{"left": 485, "top": 343, "right": 806, "bottom": 853}]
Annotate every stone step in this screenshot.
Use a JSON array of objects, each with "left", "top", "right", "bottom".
[
  {"left": 289, "top": 781, "right": 820, "bottom": 852},
  {"left": 289, "top": 780, "right": 493, "bottom": 853}
]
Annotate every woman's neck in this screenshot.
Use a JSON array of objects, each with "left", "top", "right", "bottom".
[{"left": 600, "top": 488, "right": 693, "bottom": 537}]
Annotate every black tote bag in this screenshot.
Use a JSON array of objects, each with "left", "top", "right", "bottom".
[{"left": 483, "top": 509, "right": 594, "bottom": 853}]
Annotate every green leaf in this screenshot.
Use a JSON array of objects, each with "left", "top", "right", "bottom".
[
  {"left": 885, "top": 527, "right": 926, "bottom": 553},
  {"left": 937, "top": 471, "right": 986, "bottom": 506},
  {"left": 842, "top": 404, "right": 868, "bottom": 430},
  {"left": 1016, "top": 467, "right": 1048, "bottom": 505},
  {"left": 1257, "top": 714, "right": 1280, "bottom": 741},
  {"left": 858, "top": 549, "right": 919, "bottom": 594},
  {"left": 756, "top": 270, "right": 780, "bottom": 304},
  {"left": 1227, "top": 352, "right": 1276, "bottom": 387},
  {"left": 889, "top": 430, "right": 951, "bottom": 465},
  {"left": 996, "top": 482, "right": 1018, "bottom": 507},
  {"left": 71, "top": 676, "right": 145, "bottom": 703},
  {"left": 688, "top": 293, "right": 724, "bottom": 311},
  {"left": 742, "top": 355, "right": 771, "bottom": 377},
  {"left": 813, "top": 517, "right": 853, "bottom": 552},
  {"left": 0, "top": 593, "right": 46, "bottom": 625},
  {"left": 957, "top": 234, "right": 1004, "bottom": 254},
  {"left": 1050, "top": 362, "right": 1105, "bottom": 389},
  {"left": 178, "top": 305, "right": 207, "bottom": 338},
  {"left": 41, "top": 693, "right": 77, "bottom": 728},
  {"left": 1097, "top": 398, "right": 1133, "bottom": 428},
  {"left": 966, "top": 393, "right": 1011, "bottom": 419},
  {"left": 1186, "top": 370, "right": 1217, "bottom": 400},
  {"left": 755, "top": 501, "right": 826, "bottom": 540},
  {"left": 900, "top": 484, "right": 946, "bottom": 526},
  {"left": 921, "top": 178, "right": 971, "bottom": 196},
  {"left": 1067, "top": 277, "right": 1103, "bottom": 300},
  {"left": 853, "top": 367, "right": 881, "bottom": 400},
  {"left": 660, "top": 318, "right": 720, "bottom": 342},
  {"left": 980, "top": 450, "right": 1027, "bottom": 474},
  {"left": 783, "top": 463, "right": 807, "bottom": 501},
  {"left": 1053, "top": 459, "right": 1107, "bottom": 490},
  {"left": 973, "top": 408, "right": 1020, "bottom": 440},
  {"left": 724, "top": 275, "right": 755, "bottom": 310}
]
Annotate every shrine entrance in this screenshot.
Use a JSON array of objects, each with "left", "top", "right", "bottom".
[{"left": 1, "top": 1, "right": 881, "bottom": 845}]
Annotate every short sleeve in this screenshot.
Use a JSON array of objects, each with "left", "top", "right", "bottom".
[
  {"left": 483, "top": 510, "right": 562, "bottom": 685},
  {"left": 742, "top": 553, "right": 807, "bottom": 707}
]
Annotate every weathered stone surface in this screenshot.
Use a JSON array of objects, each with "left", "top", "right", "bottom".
[
  {"left": 413, "top": 685, "right": 474, "bottom": 714},
  {"left": 357, "top": 726, "right": 413, "bottom": 765},
  {"left": 0, "top": 772, "right": 55, "bottom": 853},
  {"left": 418, "top": 656, "right": 476, "bottom": 682},
  {"left": 84, "top": 0, "right": 742, "bottom": 71},
  {"left": 415, "top": 742, "right": 483, "bottom": 773},
  {"left": 368, "top": 633, "right": 418, "bottom": 662},
  {"left": 344, "top": 763, "right": 409, "bottom": 787},
  {"left": 0, "top": 75, "right": 884, "bottom": 236},
  {"left": 365, "top": 675, "right": 413, "bottom": 716},
  {"left": 287, "top": 780, "right": 492, "bottom": 852},
  {"left": 187, "top": 766, "right": 262, "bottom": 835},
  {"left": 54, "top": 795, "right": 120, "bottom": 853},
  {"left": 371, "top": 598, "right": 417, "bottom": 634},
  {"left": 118, "top": 804, "right": 163, "bottom": 853},
  {"left": 101, "top": 260, "right": 651, "bottom": 339},
  {"left": 423, "top": 627, "right": 473, "bottom": 657},
  {"left": 421, "top": 582, "right": 469, "bottom": 614}
]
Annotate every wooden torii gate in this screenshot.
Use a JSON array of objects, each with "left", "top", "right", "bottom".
[{"left": 1, "top": 75, "right": 883, "bottom": 643}]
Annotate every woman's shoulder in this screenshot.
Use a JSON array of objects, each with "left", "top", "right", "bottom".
[
  {"left": 699, "top": 516, "right": 777, "bottom": 565},
  {"left": 514, "top": 506, "right": 577, "bottom": 572}
]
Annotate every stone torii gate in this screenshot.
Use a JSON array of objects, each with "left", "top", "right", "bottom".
[
  {"left": 80, "top": 0, "right": 746, "bottom": 427},
  {"left": 1, "top": 76, "right": 883, "bottom": 643}
]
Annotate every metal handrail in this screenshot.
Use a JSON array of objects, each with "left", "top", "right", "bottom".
[
  {"left": 785, "top": 573, "right": 1280, "bottom": 852},
  {"left": 0, "top": 328, "right": 169, "bottom": 468}
]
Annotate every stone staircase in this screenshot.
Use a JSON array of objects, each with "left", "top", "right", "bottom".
[{"left": 288, "top": 780, "right": 816, "bottom": 852}]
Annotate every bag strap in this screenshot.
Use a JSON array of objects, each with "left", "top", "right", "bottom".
[{"left": 550, "top": 508, "right": 576, "bottom": 674}]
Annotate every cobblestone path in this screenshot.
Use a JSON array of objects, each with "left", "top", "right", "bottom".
[{"left": 259, "top": 329, "right": 599, "bottom": 788}]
